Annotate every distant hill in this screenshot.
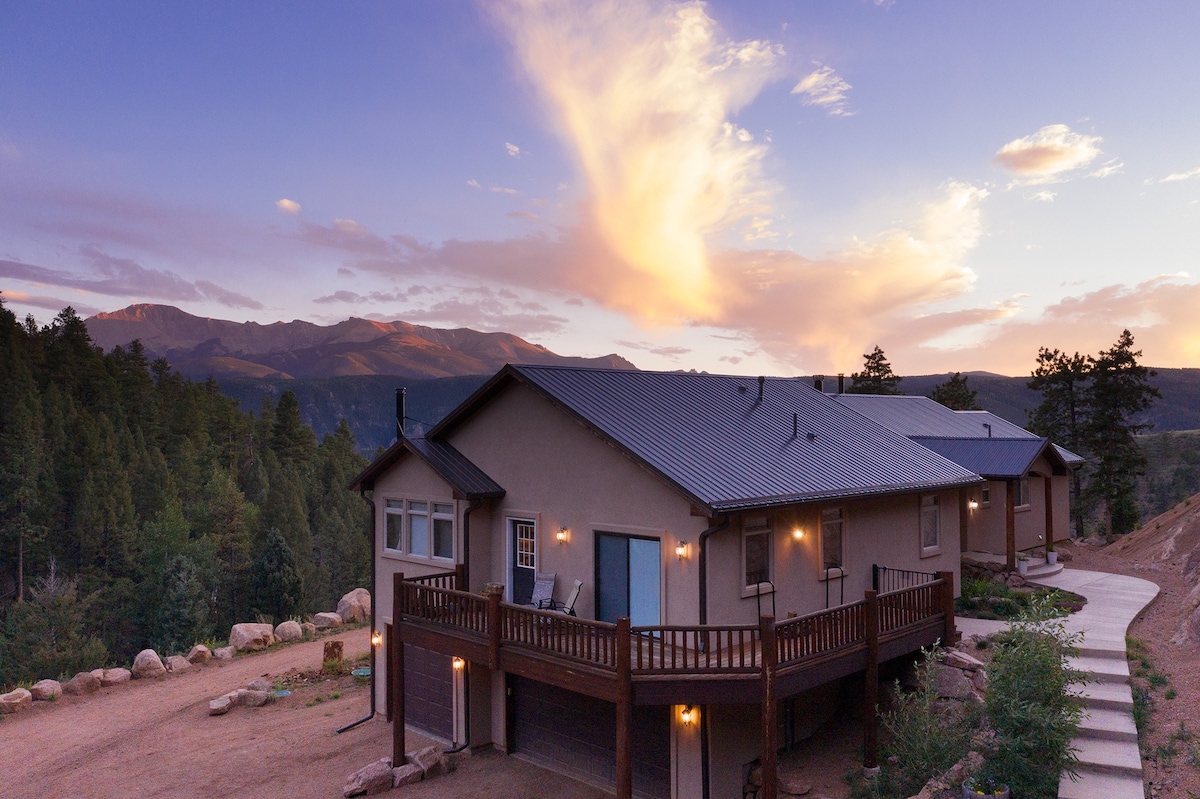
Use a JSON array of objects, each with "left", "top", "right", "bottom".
[{"left": 85, "top": 304, "right": 636, "bottom": 380}]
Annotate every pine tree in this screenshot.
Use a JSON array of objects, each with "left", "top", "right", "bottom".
[
  {"left": 155, "top": 554, "right": 209, "bottom": 654},
  {"left": 927, "top": 372, "right": 981, "bottom": 410},
  {"left": 249, "top": 527, "right": 303, "bottom": 624},
  {"left": 847, "top": 346, "right": 903, "bottom": 395}
]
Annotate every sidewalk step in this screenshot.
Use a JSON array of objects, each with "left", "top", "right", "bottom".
[
  {"left": 1077, "top": 707, "right": 1139, "bottom": 742},
  {"left": 1069, "top": 654, "right": 1130, "bottom": 683},
  {"left": 1058, "top": 768, "right": 1144, "bottom": 799},
  {"left": 1072, "top": 737, "right": 1143, "bottom": 777},
  {"left": 1071, "top": 681, "right": 1133, "bottom": 711}
]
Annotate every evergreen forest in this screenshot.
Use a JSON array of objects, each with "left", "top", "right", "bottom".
[{"left": 0, "top": 300, "right": 370, "bottom": 688}]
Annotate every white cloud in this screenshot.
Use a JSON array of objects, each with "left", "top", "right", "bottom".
[
  {"left": 1030, "top": 190, "right": 1056, "bottom": 202},
  {"left": 490, "top": 186, "right": 518, "bottom": 195},
  {"left": 1160, "top": 166, "right": 1200, "bottom": 183},
  {"left": 791, "top": 64, "right": 854, "bottom": 117},
  {"left": 993, "top": 124, "right": 1102, "bottom": 185},
  {"left": 276, "top": 198, "right": 302, "bottom": 215},
  {"left": 467, "top": 178, "right": 481, "bottom": 189},
  {"left": 1090, "top": 159, "right": 1123, "bottom": 179},
  {"left": 505, "top": 142, "right": 522, "bottom": 158}
]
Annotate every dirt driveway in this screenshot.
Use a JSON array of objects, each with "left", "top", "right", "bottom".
[{"left": 2, "top": 627, "right": 607, "bottom": 799}]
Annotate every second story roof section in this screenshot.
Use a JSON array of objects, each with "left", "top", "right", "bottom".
[
  {"left": 910, "top": 436, "right": 1055, "bottom": 479},
  {"left": 430, "top": 365, "right": 982, "bottom": 513},
  {"left": 350, "top": 435, "right": 505, "bottom": 499},
  {"left": 832, "top": 394, "right": 1036, "bottom": 439}
]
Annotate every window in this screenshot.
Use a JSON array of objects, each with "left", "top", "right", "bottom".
[
  {"left": 385, "top": 500, "right": 404, "bottom": 551},
  {"left": 820, "top": 507, "right": 844, "bottom": 577},
  {"left": 981, "top": 486, "right": 991, "bottom": 507},
  {"left": 920, "top": 495, "right": 940, "bottom": 555},
  {"left": 408, "top": 501, "right": 429, "bottom": 556},
  {"left": 743, "top": 516, "right": 772, "bottom": 589},
  {"left": 1014, "top": 478, "right": 1031, "bottom": 509},
  {"left": 515, "top": 519, "right": 536, "bottom": 569},
  {"left": 432, "top": 503, "right": 454, "bottom": 560}
]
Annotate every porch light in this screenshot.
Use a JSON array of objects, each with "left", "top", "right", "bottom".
[
  {"left": 968, "top": 500, "right": 979, "bottom": 510},
  {"left": 370, "top": 630, "right": 383, "bottom": 647},
  {"left": 452, "top": 657, "right": 465, "bottom": 670},
  {"left": 675, "top": 541, "right": 688, "bottom": 560},
  {"left": 680, "top": 705, "right": 695, "bottom": 725},
  {"left": 556, "top": 526, "right": 569, "bottom": 544},
  {"left": 792, "top": 528, "right": 805, "bottom": 541}
]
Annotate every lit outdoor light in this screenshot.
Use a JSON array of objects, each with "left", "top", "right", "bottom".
[
  {"left": 370, "top": 630, "right": 383, "bottom": 647},
  {"left": 675, "top": 541, "right": 688, "bottom": 560},
  {"left": 680, "top": 705, "right": 694, "bottom": 725},
  {"left": 556, "top": 526, "right": 569, "bottom": 543},
  {"left": 968, "top": 500, "right": 980, "bottom": 510},
  {"left": 792, "top": 528, "right": 805, "bottom": 541},
  {"left": 452, "top": 657, "right": 465, "bottom": 670}
]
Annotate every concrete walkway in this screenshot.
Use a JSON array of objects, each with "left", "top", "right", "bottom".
[{"left": 955, "top": 567, "right": 1160, "bottom": 799}]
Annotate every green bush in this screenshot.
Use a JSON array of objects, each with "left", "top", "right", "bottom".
[{"left": 978, "top": 598, "right": 1085, "bottom": 798}]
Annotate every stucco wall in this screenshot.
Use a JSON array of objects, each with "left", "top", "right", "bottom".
[{"left": 964, "top": 458, "right": 1074, "bottom": 556}]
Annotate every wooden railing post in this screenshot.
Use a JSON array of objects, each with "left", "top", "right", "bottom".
[
  {"left": 486, "top": 584, "right": 503, "bottom": 670},
  {"left": 454, "top": 562, "right": 466, "bottom": 591},
  {"left": 939, "top": 570, "right": 957, "bottom": 645},
  {"left": 615, "top": 617, "right": 633, "bottom": 799},
  {"left": 392, "top": 572, "right": 406, "bottom": 766},
  {"left": 863, "top": 590, "right": 879, "bottom": 771},
  {"left": 759, "top": 615, "right": 778, "bottom": 799}
]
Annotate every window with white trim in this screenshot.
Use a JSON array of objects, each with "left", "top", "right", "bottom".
[
  {"left": 382, "top": 498, "right": 456, "bottom": 561},
  {"left": 384, "top": 500, "right": 404, "bottom": 551},
  {"left": 743, "top": 516, "right": 772, "bottom": 590},
  {"left": 981, "top": 486, "right": 991, "bottom": 507},
  {"left": 920, "top": 494, "right": 941, "bottom": 555},
  {"left": 408, "top": 501, "right": 429, "bottom": 556},
  {"left": 514, "top": 519, "right": 536, "bottom": 569},
  {"left": 820, "top": 507, "right": 845, "bottom": 578},
  {"left": 432, "top": 503, "right": 454, "bottom": 560},
  {"left": 1014, "top": 478, "right": 1031, "bottom": 509}
]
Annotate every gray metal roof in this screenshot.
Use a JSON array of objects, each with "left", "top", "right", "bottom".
[
  {"left": 909, "top": 436, "right": 1051, "bottom": 479},
  {"left": 1050, "top": 443, "right": 1086, "bottom": 466},
  {"left": 349, "top": 436, "right": 505, "bottom": 499},
  {"left": 832, "top": 394, "right": 1036, "bottom": 439},
  {"left": 445, "top": 366, "right": 981, "bottom": 512}
]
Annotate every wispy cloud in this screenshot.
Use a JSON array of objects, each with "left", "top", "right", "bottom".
[
  {"left": 993, "top": 124, "right": 1102, "bottom": 185},
  {"left": 1090, "top": 158, "right": 1123, "bottom": 179},
  {"left": 616, "top": 339, "right": 692, "bottom": 358},
  {"left": 1029, "top": 190, "right": 1056, "bottom": 202},
  {"left": 791, "top": 64, "right": 854, "bottom": 117},
  {"left": 0, "top": 289, "right": 100, "bottom": 316},
  {"left": 276, "top": 198, "right": 302, "bottom": 215},
  {"left": 1157, "top": 166, "right": 1200, "bottom": 183},
  {"left": 505, "top": 142, "right": 522, "bottom": 158}
]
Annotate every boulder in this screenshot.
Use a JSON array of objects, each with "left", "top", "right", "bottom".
[
  {"left": 90, "top": 668, "right": 106, "bottom": 682},
  {"left": 248, "top": 679, "right": 274, "bottom": 693},
  {"left": 29, "top": 679, "right": 62, "bottom": 701},
  {"left": 313, "top": 612, "right": 343, "bottom": 629},
  {"left": 337, "top": 588, "right": 372, "bottom": 623},
  {"left": 301, "top": 622, "right": 317, "bottom": 638},
  {"left": 165, "top": 655, "right": 191, "bottom": 673},
  {"left": 971, "top": 668, "right": 988, "bottom": 692},
  {"left": 0, "top": 687, "right": 33, "bottom": 714},
  {"left": 229, "top": 622, "right": 276, "bottom": 651},
  {"left": 943, "top": 649, "right": 984, "bottom": 670},
  {"left": 208, "top": 695, "right": 234, "bottom": 716},
  {"left": 931, "top": 663, "right": 973, "bottom": 700},
  {"left": 392, "top": 763, "right": 424, "bottom": 786},
  {"left": 213, "top": 645, "right": 236, "bottom": 661},
  {"left": 408, "top": 745, "right": 445, "bottom": 778},
  {"left": 101, "top": 668, "right": 132, "bottom": 686},
  {"left": 343, "top": 758, "right": 394, "bottom": 797},
  {"left": 779, "top": 775, "right": 811, "bottom": 796},
  {"left": 237, "top": 689, "right": 274, "bottom": 707},
  {"left": 186, "top": 644, "right": 212, "bottom": 664},
  {"left": 63, "top": 670, "right": 102, "bottom": 695},
  {"left": 132, "top": 649, "right": 167, "bottom": 678},
  {"left": 275, "top": 619, "right": 303, "bottom": 642}
]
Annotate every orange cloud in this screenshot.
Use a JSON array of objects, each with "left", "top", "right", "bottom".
[{"left": 993, "top": 124, "right": 1102, "bottom": 185}]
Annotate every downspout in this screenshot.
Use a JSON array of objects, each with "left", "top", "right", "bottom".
[
  {"left": 337, "top": 487, "right": 378, "bottom": 733},
  {"left": 696, "top": 514, "right": 729, "bottom": 799}
]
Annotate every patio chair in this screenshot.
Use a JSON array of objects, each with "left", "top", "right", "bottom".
[
  {"left": 544, "top": 579, "right": 582, "bottom": 616},
  {"left": 529, "top": 572, "right": 556, "bottom": 609}
]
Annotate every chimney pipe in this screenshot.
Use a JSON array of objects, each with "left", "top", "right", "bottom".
[
  {"left": 757, "top": 375, "right": 765, "bottom": 402},
  {"left": 837, "top": 373, "right": 845, "bottom": 394},
  {"left": 983, "top": 422, "right": 992, "bottom": 438},
  {"left": 813, "top": 375, "right": 824, "bottom": 392},
  {"left": 396, "top": 387, "right": 406, "bottom": 441}
]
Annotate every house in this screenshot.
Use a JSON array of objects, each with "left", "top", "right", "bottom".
[
  {"left": 350, "top": 366, "right": 981, "bottom": 799},
  {"left": 832, "top": 394, "right": 1084, "bottom": 569}
]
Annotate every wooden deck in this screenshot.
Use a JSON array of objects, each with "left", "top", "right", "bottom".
[{"left": 389, "top": 569, "right": 956, "bottom": 799}]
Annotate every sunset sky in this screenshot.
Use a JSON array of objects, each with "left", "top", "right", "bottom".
[{"left": 2, "top": 1, "right": 1199, "bottom": 376}]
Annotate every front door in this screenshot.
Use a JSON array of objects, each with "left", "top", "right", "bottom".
[
  {"left": 510, "top": 518, "right": 536, "bottom": 605},
  {"left": 594, "top": 533, "right": 660, "bottom": 625}
]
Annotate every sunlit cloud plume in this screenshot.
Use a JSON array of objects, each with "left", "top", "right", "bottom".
[
  {"left": 276, "top": 198, "right": 302, "bottom": 215},
  {"left": 616, "top": 339, "right": 692, "bottom": 358},
  {"left": 1090, "top": 159, "right": 1123, "bottom": 179},
  {"left": 467, "top": 179, "right": 482, "bottom": 188},
  {"left": 1159, "top": 166, "right": 1200, "bottom": 183},
  {"left": 993, "top": 124, "right": 1102, "bottom": 185},
  {"left": 791, "top": 64, "right": 854, "bottom": 117},
  {"left": 505, "top": 142, "right": 522, "bottom": 158},
  {"left": 490, "top": 0, "right": 784, "bottom": 322},
  {"left": 0, "top": 290, "right": 100, "bottom": 316}
]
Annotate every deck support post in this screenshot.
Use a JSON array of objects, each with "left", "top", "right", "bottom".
[
  {"left": 1044, "top": 477, "right": 1055, "bottom": 552},
  {"left": 938, "top": 571, "right": 957, "bottom": 645},
  {"left": 392, "top": 572, "right": 406, "bottom": 766},
  {"left": 863, "top": 590, "right": 879, "bottom": 770},
  {"left": 759, "top": 615, "right": 778, "bottom": 799},
  {"left": 454, "top": 562, "right": 467, "bottom": 591},
  {"left": 615, "top": 616, "right": 633, "bottom": 799},
  {"left": 486, "top": 585, "right": 502, "bottom": 670},
  {"left": 1006, "top": 479, "right": 1017, "bottom": 571}
]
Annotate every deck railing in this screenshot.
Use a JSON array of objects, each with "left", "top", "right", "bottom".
[
  {"left": 775, "top": 600, "right": 868, "bottom": 667},
  {"left": 871, "top": 564, "right": 938, "bottom": 594},
  {"left": 397, "top": 582, "right": 489, "bottom": 635},
  {"left": 878, "top": 579, "right": 942, "bottom": 634},
  {"left": 407, "top": 565, "right": 463, "bottom": 591},
  {"left": 502, "top": 604, "right": 619, "bottom": 669},
  {"left": 629, "top": 624, "right": 762, "bottom": 674}
]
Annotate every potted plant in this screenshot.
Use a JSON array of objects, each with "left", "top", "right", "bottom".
[
  {"left": 962, "top": 775, "right": 1009, "bottom": 798},
  {"left": 1016, "top": 556, "right": 1030, "bottom": 576}
]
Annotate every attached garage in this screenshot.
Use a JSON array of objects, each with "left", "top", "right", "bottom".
[
  {"left": 387, "top": 625, "right": 455, "bottom": 742},
  {"left": 510, "top": 676, "right": 669, "bottom": 799}
]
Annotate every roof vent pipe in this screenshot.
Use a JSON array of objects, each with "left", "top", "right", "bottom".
[
  {"left": 813, "top": 375, "right": 824, "bottom": 392},
  {"left": 983, "top": 422, "right": 992, "bottom": 438},
  {"left": 395, "top": 387, "right": 406, "bottom": 441},
  {"left": 757, "top": 375, "right": 765, "bottom": 402},
  {"left": 792, "top": 413, "right": 798, "bottom": 438},
  {"left": 837, "top": 373, "right": 845, "bottom": 394}
]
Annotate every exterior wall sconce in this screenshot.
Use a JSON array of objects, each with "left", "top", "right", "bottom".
[
  {"left": 680, "top": 705, "right": 695, "bottom": 725},
  {"left": 792, "top": 528, "right": 805, "bottom": 541},
  {"left": 556, "top": 526, "right": 569, "bottom": 543},
  {"left": 452, "top": 657, "right": 465, "bottom": 671},
  {"left": 968, "top": 500, "right": 980, "bottom": 510},
  {"left": 675, "top": 541, "right": 688, "bottom": 560},
  {"left": 370, "top": 630, "right": 383, "bottom": 647}
]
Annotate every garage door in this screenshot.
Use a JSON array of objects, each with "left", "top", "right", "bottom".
[
  {"left": 512, "top": 677, "right": 669, "bottom": 799},
  {"left": 388, "top": 633, "right": 453, "bottom": 741}
]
